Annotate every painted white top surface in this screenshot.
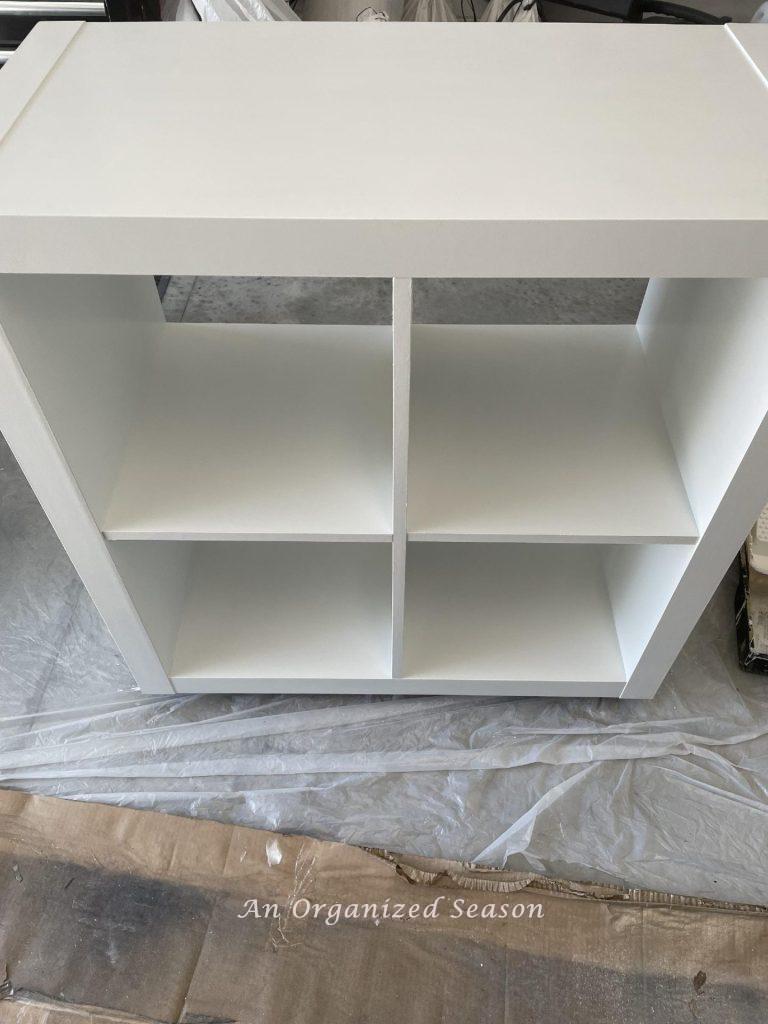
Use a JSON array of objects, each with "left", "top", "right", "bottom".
[{"left": 0, "top": 22, "right": 767, "bottom": 274}]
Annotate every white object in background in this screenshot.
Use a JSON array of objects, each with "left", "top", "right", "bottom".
[
  {"left": 192, "top": 0, "right": 297, "bottom": 22},
  {"left": 403, "top": 0, "right": 455, "bottom": 20},
  {"left": 481, "top": 0, "right": 539, "bottom": 21},
  {"left": 748, "top": 505, "right": 768, "bottom": 575},
  {"left": 753, "top": 2, "right": 768, "bottom": 22}
]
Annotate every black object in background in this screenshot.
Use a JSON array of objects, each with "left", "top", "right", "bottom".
[{"left": 0, "top": 0, "right": 160, "bottom": 69}]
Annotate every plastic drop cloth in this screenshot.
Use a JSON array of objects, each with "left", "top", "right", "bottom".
[
  {"left": 2, "top": 418, "right": 767, "bottom": 909},
  {"left": 481, "top": 0, "right": 539, "bottom": 20},
  {"left": 403, "top": 0, "right": 456, "bottom": 20},
  {"left": 189, "top": 0, "right": 298, "bottom": 24}
]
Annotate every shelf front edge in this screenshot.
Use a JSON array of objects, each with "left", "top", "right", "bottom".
[
  {"left": 2, "top": 216, "right": 767, "bottom": 277},
  {"left": 171, "top": 677, "right": 626, "bottom": 697}
]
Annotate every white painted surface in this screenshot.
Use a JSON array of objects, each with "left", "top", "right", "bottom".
[
  {"left": 408, "top": 325, "right": 697, "bottom": 544},
  {"left": 3, "top": 274, "right": 766, "bottom": 697},
  {"left": 102, "top": 323, "right": 393, "bottom": 541},
  {"left": 2, "top": 271, "right": 765, "bottom": 695},
  {"left": 2, "top": 24, "right": 768, "bottom": 696},
  {"left": 108, "top": 540, "right": 192, "bottom": 674},
  {"left": 0, "top": 20, "right": 81, "bottom": 144},
  {"left": 728, "top": 24, "right": 768, "bottom": 82},
  {"left": 1, "top": 24, "right": 768, "bottom": 275},
  {"left": 171, "top": 543, "right": 392, "bottom": 682},
  {"left": 638, "top": 280, "right": 768, "bottom": 533},
  {"left": 391, "top": 279, "right": 411, "bottom": 679},
  {"left": 615, "top": 279, "right": 768, "bottom": 695},
  {"left": 0, "top": 277, "right": 173, "bottom": 694},
  {"left": 403, "top": 544, "right": 626, "bottom": 684},
  {"left": 0, "top": 276, "right": 162, "bottom": 524},
  {"left": 171, "top": 677, "right": 625, "bottom": 697}
]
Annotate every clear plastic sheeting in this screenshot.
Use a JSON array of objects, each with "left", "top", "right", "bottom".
[
  {"left": 189, "top": 0, "right": 299, "bottom": 23},
  {"left": 481, "top": 0, "right": 539, "bottom": 21},
  {"left": 3, "top": 420, "right": 768, "bottom": 908},
  {"left": 402, "top": 0, "right": 456, "bottom": 20}
]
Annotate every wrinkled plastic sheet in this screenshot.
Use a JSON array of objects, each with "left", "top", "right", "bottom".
[
  {"left": 190, "top": 0, "right": 299, "bottom": 24},
  {"left": 2, "top": 426, "right": 768, "bottom": 908}
]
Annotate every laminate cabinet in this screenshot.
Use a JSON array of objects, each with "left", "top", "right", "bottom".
[{"left": 1, "top": 22, "right": 767, "bottom": 696}]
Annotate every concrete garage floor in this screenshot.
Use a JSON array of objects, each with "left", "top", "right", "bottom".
[
  {"left": 3, "top": 277, "right": 768, "bottom": 908},
  {"left": 162, "top": 276, "right": 648, "bottom": 326}
]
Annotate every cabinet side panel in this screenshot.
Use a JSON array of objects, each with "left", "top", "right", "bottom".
[
  {"left": 107, "top": 541, "right": 193, "bottom": 675},
  {"left": 0, "top": 313, "right": 173, "bottom": 693},
  {"left": 0, "top": 275, "right": 162, "bottom": 524},
  {"left": 611, "top": 279, "right": 768, "bottom": 696},
  {"left": 604, "top": 542, "right": 693, "bottom": 689},
  {"left": 637, "top": 279, "right": 768, "bottom": 532}
]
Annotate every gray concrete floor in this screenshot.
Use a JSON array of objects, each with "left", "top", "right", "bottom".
[{"left": 163, "top": 277, "right": 648, "bottom": 325}]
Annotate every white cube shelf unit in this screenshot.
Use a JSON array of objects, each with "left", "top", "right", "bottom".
[{"left": 1, "top": 24, "right": 768, "bottom": 698}]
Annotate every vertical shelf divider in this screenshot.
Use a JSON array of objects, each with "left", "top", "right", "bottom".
[{"left": 391, "top": 277, "right": 413, "bottom": 679}]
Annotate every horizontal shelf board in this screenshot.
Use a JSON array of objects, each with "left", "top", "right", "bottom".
[
  {"left": 171, "top": 678, "right": 624, "bottom": 697},
  {"left": 171, "top": 543, "right": 392, "bottom": 680},
  {"left": 408, "top": 532, "right": 696, "bottom": 545},
  {"left": 103, "top": 323, "right": 393, "bottom": 540},
  {"left": 105, "top": 530, "right": 393, "bottom": 543},
  {"left": 408, "top": 325, "right": 698, "bottom": 545},
  {"left": 403, "top": 544, "right": 626, "bottom": 684}
]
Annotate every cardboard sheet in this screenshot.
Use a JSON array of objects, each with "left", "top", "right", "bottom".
[{"left": 0, "top": 790, "right": 766, "bottom": 1023}]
